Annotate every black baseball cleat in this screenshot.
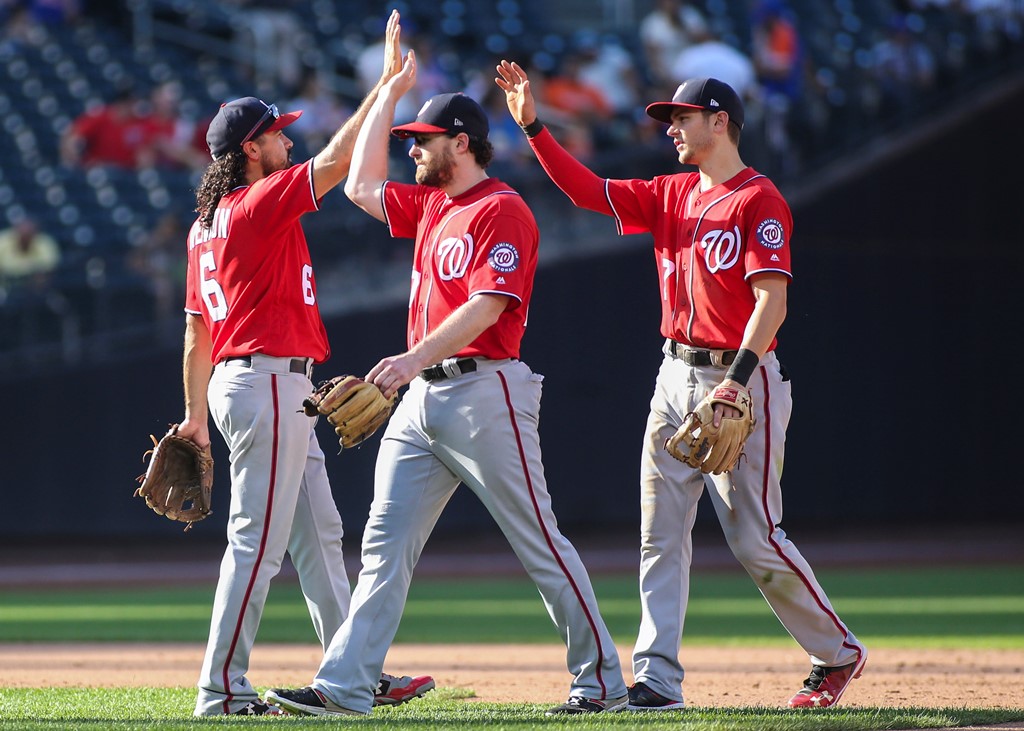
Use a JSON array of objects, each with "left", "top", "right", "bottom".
[
  {"left": 626, "top": 681, "right": 686, "bottom": 711},
  {"left": 545, "top": 693, "right": 629, "bottom": 715},
  {"left": 231, "top": 698, "right": 284, "bottom": 715},
  {"left": 265, "top": 686, "right": 364, "bottom": 716}
]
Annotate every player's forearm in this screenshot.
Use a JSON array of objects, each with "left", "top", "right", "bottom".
[
  {"left": 739, "top": 276, "right": 788, "bottom": 356},
  {"left": 409, "top": 294, "right": 508, "bottom": 367},
  {"left": 528, "top": 127, "right": 613, "bottom": 214},
  {"left": 311, "top": 82, "right": 387, "bottom": 199},
  {"left": 343, "top": 89, "right": 397, "bottom": 218},
  {"left": 182, "top": 314, "right": 213, "bottom": 423}
]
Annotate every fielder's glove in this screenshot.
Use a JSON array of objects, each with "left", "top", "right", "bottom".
[
  {"left": 303, "top": 375, "right": 396, "bottom": 450},
  {"left": 134, "top": 426, "right": 214, "bottom": 531},
  {"left": 665, "top": 386, "right": 755, "bottom": 474}
]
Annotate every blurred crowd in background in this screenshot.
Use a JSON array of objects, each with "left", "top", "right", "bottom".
[{"left": 0, "top": 0, "right": 1021, "bottom": 372}]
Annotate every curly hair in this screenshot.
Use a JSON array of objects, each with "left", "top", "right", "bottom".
[
  {"left": 194, "top": 150, "right": 247, "bottom": 229},
  {"left": 467, "top": 136, "right": 494, "bottom": 169}
]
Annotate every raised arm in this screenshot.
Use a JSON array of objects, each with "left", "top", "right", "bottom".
[
  {"left": 344, "top": 49, "right": 417, "bottom": 221},
  {"left": 310, "top": 10, "right": 404, "bottom": 200},
  {"left": 495, "top": 60, "right": 612, "bottom": 214}
]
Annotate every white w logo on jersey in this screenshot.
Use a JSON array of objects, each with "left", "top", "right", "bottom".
[
  {"left": 700, "top": 226, "right": 741, "bottom": 273},
  {"left": 437, "top": 234, "right": 473, "bottom": 280}
]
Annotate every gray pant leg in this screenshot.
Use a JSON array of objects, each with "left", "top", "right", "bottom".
[
  {"left": 313, "top": 395, "right": 458, "bottom": 713},
  {"left": 288, "top": 426, "right": 351, "bottom": 650},
  {"left": 705, "top": 356, "right": 863, "bottom": 667},
  {"left": 436, "top": 362, "right": 625, "bottom": 700},
  {"left": 194, "top": 368, "right": 316, "bottom": 715},
  {"left": 632, "top": 357, "right": 706, "bottom": 702}
]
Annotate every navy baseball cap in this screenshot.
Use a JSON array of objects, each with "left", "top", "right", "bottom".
[
  {"left": 645, "top": 78, "right": 745, "bottom": 130},
  {"left": 206, "top": 97, "right": 303, "bottom": 159},
  {"left": 391, "top": 92, "right": 489, "bottom": 140}
]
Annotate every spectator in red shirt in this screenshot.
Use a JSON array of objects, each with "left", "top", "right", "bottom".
[{"left": 60, "top": 87, "right": 148, "bottom": 168}]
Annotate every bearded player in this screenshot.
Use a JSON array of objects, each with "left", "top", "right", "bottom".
[
  {"left": 176, "top": 12, "right": 432, "bottom": 716},
  {"left": 495, "top": 61, "right": 867, "bottom": 710},
  {"left": 266, "top": 46, "right": 627, "bottom": 717}
]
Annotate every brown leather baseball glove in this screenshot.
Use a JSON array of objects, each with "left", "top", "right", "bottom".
[
  {"left": 665, "top": 385, "right": 755, "bottom": 474},
  {"left": 134, "top": 426, "right": 214, "bottom": 531},
  {"left": 303, "top": 375, "right": 396, "bottom": 450}
]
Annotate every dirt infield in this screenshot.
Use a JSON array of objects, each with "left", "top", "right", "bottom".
[{"left": 1, "top": 642, "right": 1021, "bottom": 710}]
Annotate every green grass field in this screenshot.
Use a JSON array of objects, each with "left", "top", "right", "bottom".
[
  {"left": 1, "top": 566, "right": 1021, "bottom": 646},
  {"left": 1, "top": 565, "right": 1022, "bottom": 730}
]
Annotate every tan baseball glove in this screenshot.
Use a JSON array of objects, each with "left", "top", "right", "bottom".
[
  {"left": 135, "top": 426, "right": 214, "bottom": 531},
  {"left": 665, "top": 385, "right": 755, "bottom": 474},
  {"left": 303, "top": 375, "right": 396, "bottom": 450}
]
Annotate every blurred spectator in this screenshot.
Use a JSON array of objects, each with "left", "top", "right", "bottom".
[
  {"left": 60, "top": 86, "right": 150, "bottom": 169},
  {"left": 670, "top": 32, "right": 758, "bottom": 104},
  {"left": 639, "top": 0, "right": 710, "bottom": 91},
  {"left": 227, "top": 0, "right": 305, "bottom": 95},
  {"left": 869, "top": 15, "right": 937, "bottom": 116},
  {"left": 541, "top": 51, "right": 617, "bottom": 156},
  {"left": 126, "top": 211, "right": 187, "bottom": 324},
  {"left": 0, "top": 214, "right": 72, "bottom": 346},
  {"left": 752, "top": 1, "right": 803, "bottom": 104},
  {"left": 574, "top": 30, "right": 641, "bottom": 118},
  {"left": 543, "top": 51, "right": 614, "bottom": 124},
  {"left": 284, "top": 69, "right": 354, "bottom": 158},
  {"left": 0, "top": 216, "right": 60, "bottom": 292},
  {"left": 751, "top": 1, "right": 805, "bottom": 171},
  {"left": 138, "top": 81, "right": 209, "bottom": 171}
]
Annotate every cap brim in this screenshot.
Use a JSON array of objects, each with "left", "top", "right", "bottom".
[
  {"left": 390, "top": 122, "right": 449, "bottom": 138},
  {"left": 645, "top": 101, "right": 705, "bottom": 124},
  {"left": 267, "top": 110, "right": 303, "bottom": 132}
]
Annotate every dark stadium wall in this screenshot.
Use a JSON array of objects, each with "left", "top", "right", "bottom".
[{"left": 4, "top": 90, "right": 1022, "bottom": 541}]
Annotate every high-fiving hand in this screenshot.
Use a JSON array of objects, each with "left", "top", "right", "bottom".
[{"left": 494, "top": 60, "right": 538, "bottom": 128}]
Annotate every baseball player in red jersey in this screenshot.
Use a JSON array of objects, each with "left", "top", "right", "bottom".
[
  {"left": 175, "top": 12, "right": 432, "bottom": 716},
  {"left": 496, "top": 62, "right": 867, "bottom": 710},
  {"left": 266, "top": 44, "right": 627, "bottom": 718}
]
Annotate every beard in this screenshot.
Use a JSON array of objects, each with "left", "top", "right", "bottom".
[
  {"left": 260, "top": 149, "right": 291, "bottom": 177},
  {"left": 415, "top": 148, "right": 455, "bottom": 188}
]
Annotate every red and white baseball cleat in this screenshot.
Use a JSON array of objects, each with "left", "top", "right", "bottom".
[
  {"left": 788, "top": 651, "right": 867, "bottom": 709},
  {"left": 373, "top": 673, "right": 435, "bottom": 706}
]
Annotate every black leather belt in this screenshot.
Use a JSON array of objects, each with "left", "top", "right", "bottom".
[
  {"left": 225, "top": 356, "right": 308, "bottom": 374},
  {"left": 667, "top": 341, "right": 738, "bottom": 367},
  {"left": 420, "top": 357, "right": 477, "bottom": 382}
]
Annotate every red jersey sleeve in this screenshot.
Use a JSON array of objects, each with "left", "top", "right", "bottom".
[
  {"left": 528, "top": 127, "right": 666, "bottom": 236},
  {"left": 742, "top": 193, "right": 793, "bottom": 281},
  {"left": 381, "top": 180, "right": 429, "bottom": 239},
  {"left": 238, "top": 159, "right": 319, "bottom": 246},
  {"left": 465, "top": 207, "right": 537, "bottom": 310}
]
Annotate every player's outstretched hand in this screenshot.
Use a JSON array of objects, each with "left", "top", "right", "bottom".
[
  {"left": 495, "top": 60, "right": 537, "bottom": 128},
  {"left": 379, "top": 10, "right": 404, "bottom": 84},
  {"left": 384, "top": 50, "right": 417, "bottom": 100}
]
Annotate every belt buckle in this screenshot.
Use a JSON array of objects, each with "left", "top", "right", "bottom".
[{"left": 709, "top": 350, "right": 727, "bottom": 368}]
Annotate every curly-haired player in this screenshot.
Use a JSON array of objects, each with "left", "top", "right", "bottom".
[{"left": 176, "top": 11, "right": 432, "bottom": 716}]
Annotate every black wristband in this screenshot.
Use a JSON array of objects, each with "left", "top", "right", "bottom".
[
  {"left": 724, "top": 348, "right": 759, "bottom": 386},
  {"left": 520, "top": 118, "right": 545, "bottom": 137}
]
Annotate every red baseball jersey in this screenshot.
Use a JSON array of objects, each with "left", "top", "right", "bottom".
[
  {"left": 607, "top": 169, "right": 792, "bottom": 350},
  {"left": 184, "top": 159, "right": 330, "bottom": 364},
  {"left": 381, "top": 177, "right": 538, "bottom": 359},
  {"left": 528, "top": 128, "right": 792, "bottom": 351}
]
